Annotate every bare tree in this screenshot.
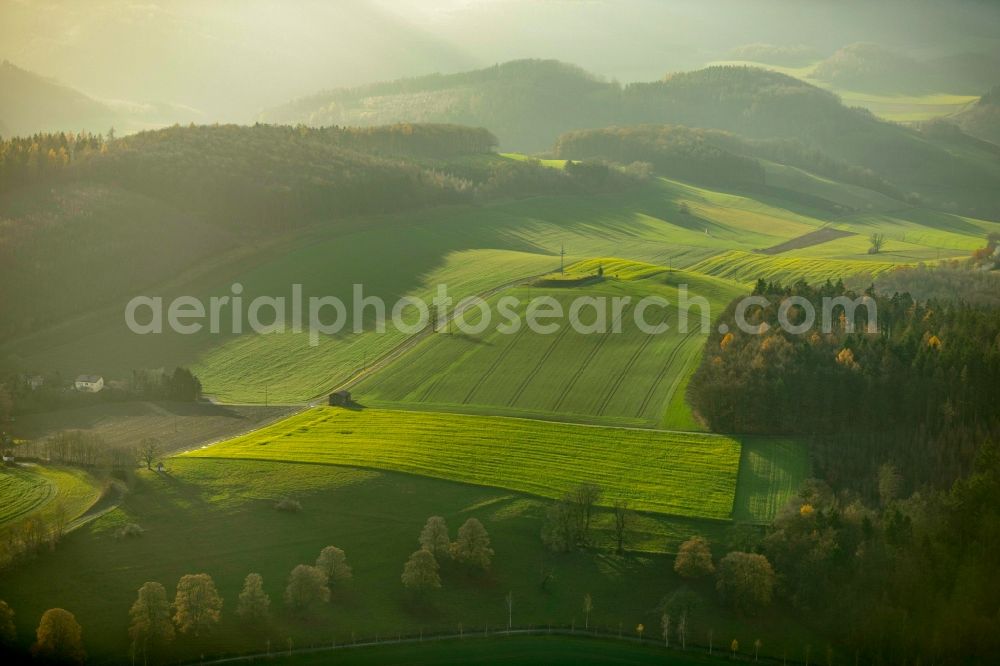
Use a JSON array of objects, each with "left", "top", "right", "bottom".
[
  {"left": 504, "top": 591, "right": 513, "bottom": 630},
  {"left": 140, "top": 438, "right": 160, "bottom": 470},
  {"left": 583, "top": 593, "right": 593, "bottom": 630},
  {"left": 868, "top": 232, "right": 886, "bottom": 254},
  {"left": 611, "top": 500, "right": 631, "bottom": 555},
  {"left": 572, "top": 483, "right": 601, "bottom": 544},
  {"left": 678, "top": 611, "right": 687, "bottom": 649},
  {"left": 661, "top": 612, "right": 670, "bottom": 648}
]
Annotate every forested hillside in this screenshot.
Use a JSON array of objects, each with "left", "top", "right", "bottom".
[
  {"left": 0, "top": 123, "right": 637, "bottom": 343},
  {"left": 553, "top": 125, "right": 764, "bottom": 187},
  {"left": 689, "top": 280, "right": 1000, "bottom": 490},
  {"left": 953, "top": 86, "right": 1000, "bottom": 146},
  {"left": 265, "top": 60, "right": 1000, "bottom": 219}
]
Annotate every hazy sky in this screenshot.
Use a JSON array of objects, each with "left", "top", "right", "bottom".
[{"left": 2, "top": 0, "right": 997, "bottom": 122}]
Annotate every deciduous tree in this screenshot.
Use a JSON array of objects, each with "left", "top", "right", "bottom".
[
  {"left": 316, "top": 546, "right": 353, "bottom": 585},
  {"left": 674, "top": 536, "right": 715, "bottom": 578},
  {"left": 32, "top": 608, "right": 85, "bottom": 664},
  {"left": 284, "top": 565, "right": 329, "bottom": 611},
  {"left": 418, "top": 516, "right": 451, "bottom": 560},
  {"left": 236, "top": 573, "right": 270, "bottom": 623},
  {"left": 0, "top": 599, "right": 15, "bottom": 646},
  {"left": 128, "top": 582, "right": 174, "bottom": 658},
  {"left": 716, "top": 552, "right": 775, "bottom": 614},
  {"left": 611, "top": 500, "right": 631, "bottom": 554},
  {"left": 172, "top": 573, "right": 223, "bottom": 636},
  {"left": 401, "top": 549, "right": 441, "bottom": 594},
  {"left": 451, "top": 518, "right": 494, "bottom": 570}
]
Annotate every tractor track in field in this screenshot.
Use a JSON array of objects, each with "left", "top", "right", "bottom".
[
  {"left": 461, "top": 325, "right": 529, "bottom": 405},
  {"left": 635, "top": 328, "right": 698, "bottom": 418},
  {"left": 505, "top": 319, "right": 573, "bottom": 408},
  {"left": 595, "top": 311, "right": 670, "bottom": 417},
  {"left": 551, "top": 305, "right": 631, "bottom": 413}
]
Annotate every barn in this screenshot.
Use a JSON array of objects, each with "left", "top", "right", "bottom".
[
  {"left": 328, "top": 390, "right": 352, "bottom": 407},
  {"left": 75, "top": 374, "right": 104, "bottom": 393}
]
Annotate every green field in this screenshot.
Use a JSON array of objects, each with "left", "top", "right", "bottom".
[
  {"left": 0, "top": 458, "right": 824, "bottom": 664},
  {"left": 732, "top": 441, "right": 811, "bottom": 524},
  {"left": 0, "top": 464, "right": 103, "bottom": 528},
  {"left": 183, "top": 407, "right": 746, "bottom": 519},
  {"left": 353, "top": 267, "right": 744, "bottom": 428},
  {"left": 687, "top": 250, "right": 898, "bottom": 286},
  {"left": 6, "top": 167, "right": 977, "bottom": 406}
]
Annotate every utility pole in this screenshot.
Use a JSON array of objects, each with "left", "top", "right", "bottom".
[{"left": 560, "top": 244, "right": 565, "bottom": 273}]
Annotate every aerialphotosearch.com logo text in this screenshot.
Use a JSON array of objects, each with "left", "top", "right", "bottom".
[{"left": 124, "top": 283, "right": 877, "bottom": 346}]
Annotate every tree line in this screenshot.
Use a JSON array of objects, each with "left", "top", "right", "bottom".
[
  {"left": 0, "top": 513, "right": 498, "bottom": 663},
  {"left": 553, "top": 125, "right": 765, "bottom": 188}
]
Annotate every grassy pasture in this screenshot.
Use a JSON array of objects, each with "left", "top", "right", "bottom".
[
  {"left": 0, "top": 458, "right": 822, "bottom": 664},
  {"left": 687, "top": 250, "right": 898, "bottom": 286},
  {"left": 0, "top": 464, "right": 102, "bottom": 528},
  {"left": 183, "top": 407, "right": 743, "bottom": 519},
  {"left": 4, "top": 173, "right": 879, "bottom": 405},
  {"left": 353, "top": 268, "right": 742, "bottom": 428},
  {"left": 732, "top": 440, "right": 811, "bottom": 524}
]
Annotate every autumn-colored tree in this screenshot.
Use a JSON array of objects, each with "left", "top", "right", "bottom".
[
  {"left": 0, "top": 600, "right": 15, "bottom": 646},
  {"left": 316, "top": 546, "right": 353, "bottom": 585},
  {"left": 401, "top": 549, "right": 441, "bottom": 594},
  {"left": 32, "top": 608, "right": 85, "bottom": 664},
  {"left": 450, "top": 518, "right": 494, "bottom": 570},
  {"left": 129, "top": 582, "right": 174, "bottom": 658},
  {"left": 418, "top": 516, "right": 451, "bottom": 560},
  {"left": 716, "top": 552, "right": 775, "bottom": 614},
  {"left": 674, "top": 536, "right": 715, "bottom": 578},
  {"left": 284, "top": 565, "right": 329, "bottom": 611},
  {"left": 172, "top": 574, "right": 223, "bottom": 636},
  {"left": 236, "top": 573, "right": 271, "bottom": 623}
]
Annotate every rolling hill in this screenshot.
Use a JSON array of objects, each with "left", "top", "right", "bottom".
[
  {"left": 953, "top": 86, "right": 1000, "bottom": 146},
  {"left": 0, "top": 60, "right": 203, "bottom": 137},
  {"left": 262, "top": 59, "right": 1000, "bottom": 219}
]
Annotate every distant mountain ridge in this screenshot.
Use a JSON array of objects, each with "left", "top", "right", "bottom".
[
  {"left": 263, "top": 59, "right": 1000, "bottom": 218},
  {"left": 0, "top": 61, "right": 204, "bottom": 137},
  {"left": 0, "top": 61, "right": 119, "bottom": 136}
]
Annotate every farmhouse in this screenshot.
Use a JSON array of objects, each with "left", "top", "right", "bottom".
[
  {"left": 328, "top": 390, "right": 352, "bottom": 407},
  {"left": 75, "top": 374, "right": 104, "bottom": 393}
]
